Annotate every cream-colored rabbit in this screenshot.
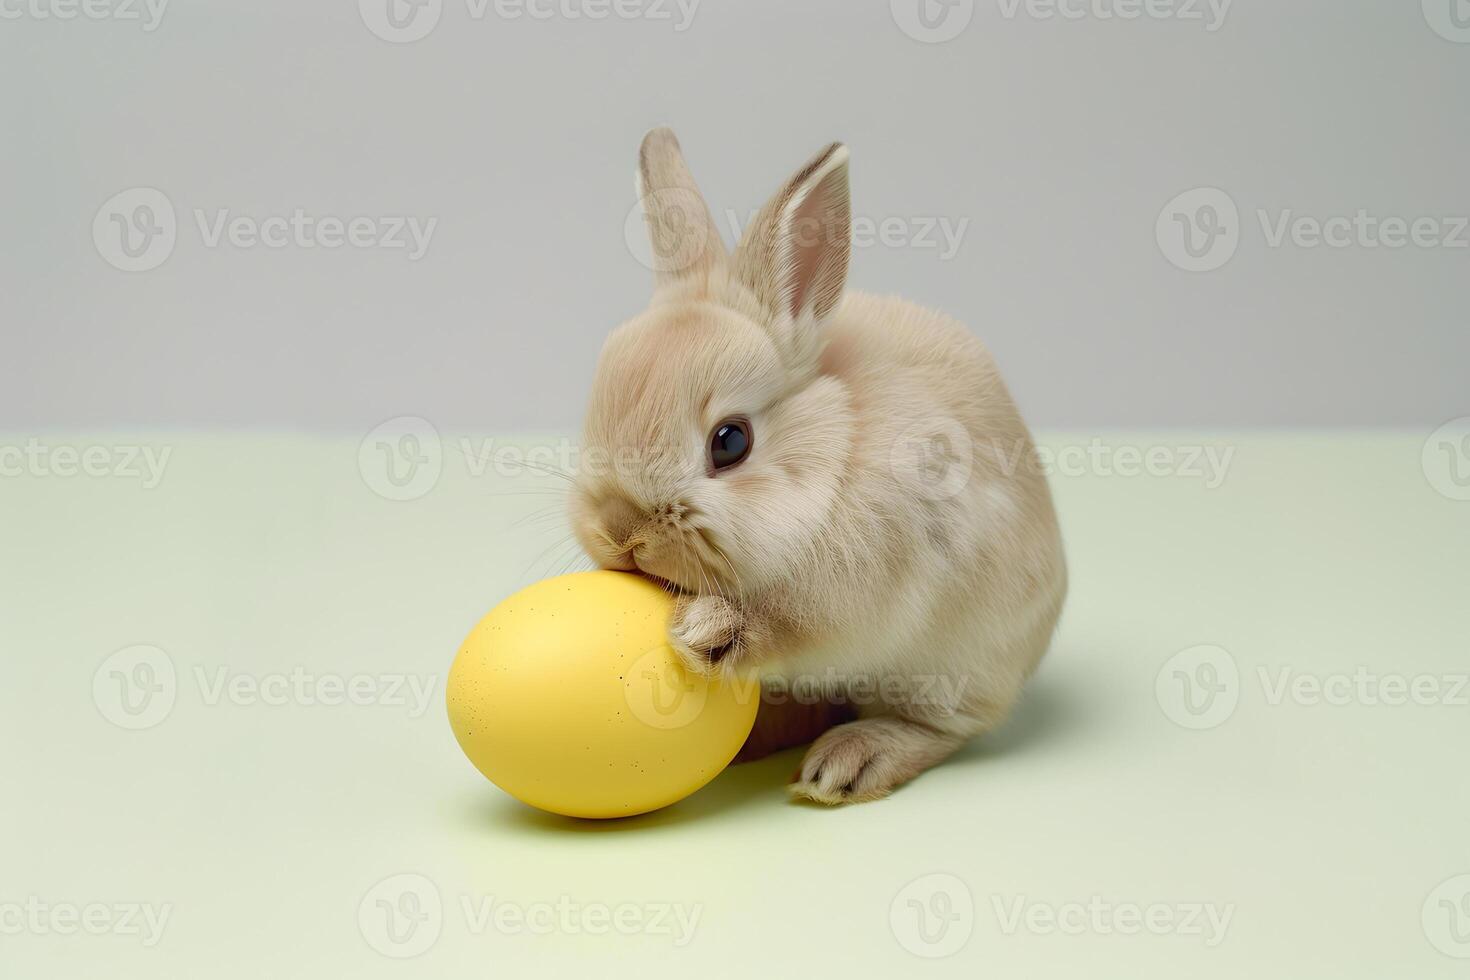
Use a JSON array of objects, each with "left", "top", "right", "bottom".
[{"left": 570, "top": 129, "right": 1066, "bottom": 804}]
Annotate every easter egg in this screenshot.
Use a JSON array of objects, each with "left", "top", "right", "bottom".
[{"left": 446, "top": 571, "right": 759, "bottom": 818}]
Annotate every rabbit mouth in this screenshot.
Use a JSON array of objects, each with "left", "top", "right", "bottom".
[
  {"left": 627, "top": 551, "right": 709, "bottom": 597},
  {"left": 634, "top": 569, "right": 685, "bottom": 594},
  {"left": 627, "top": 559, "right": 691, "bottom": 596}
]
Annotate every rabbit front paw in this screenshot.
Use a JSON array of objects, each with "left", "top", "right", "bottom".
[{"left": 669, "top": 594, "right": 745, "bottom": 676}]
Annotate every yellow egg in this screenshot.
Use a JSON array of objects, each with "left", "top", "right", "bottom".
[{"left": 446, "top": 570, "right": 759, "bottom": 818}]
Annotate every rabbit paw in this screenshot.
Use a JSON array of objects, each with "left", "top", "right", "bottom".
[
  {"left": 789, "top": 718, "right": 961, "bottom": 805},
  {"left": 669, "top": 594, "right": 744, "bottom": 676}
]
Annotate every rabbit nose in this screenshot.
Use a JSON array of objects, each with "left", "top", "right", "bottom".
[{"left": 598, "top": 494, "right": 648, "bottom": 552}]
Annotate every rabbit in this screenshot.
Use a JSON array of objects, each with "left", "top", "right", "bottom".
[{"left": 569, "top": 128, "right": 1067, "bottom": 804}]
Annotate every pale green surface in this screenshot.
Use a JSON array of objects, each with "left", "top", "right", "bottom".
[{"left": 1, "top": 431, "right": 1467, "bottom": 977}]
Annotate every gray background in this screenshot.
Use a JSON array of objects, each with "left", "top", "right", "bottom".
[{"left": 4, "top": 0, "right": 1466, "bottom": 432}]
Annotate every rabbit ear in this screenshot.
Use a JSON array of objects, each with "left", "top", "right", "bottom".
[
  {"left": 731, "top": 142, "right": 851, "bottom": 328},
  {"left": 636, "top": 127, "right": 727, "bottom": 293}
]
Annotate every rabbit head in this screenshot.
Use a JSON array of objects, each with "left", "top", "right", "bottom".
[{"left": 571, "top": 128, "right": 855, "bottom": 597}]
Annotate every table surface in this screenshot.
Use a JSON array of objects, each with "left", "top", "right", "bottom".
[{"left": 2, "top": 430, "right": 1467, "bottom": 978}]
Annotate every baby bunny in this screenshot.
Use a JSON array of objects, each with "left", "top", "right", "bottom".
[{"left": 570, "top": 129, "right": 1066, "bottom": 804}]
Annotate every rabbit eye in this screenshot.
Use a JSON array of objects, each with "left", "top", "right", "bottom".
[{"left": 709, "top": 418, "right": 752, "bottom": 471}]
